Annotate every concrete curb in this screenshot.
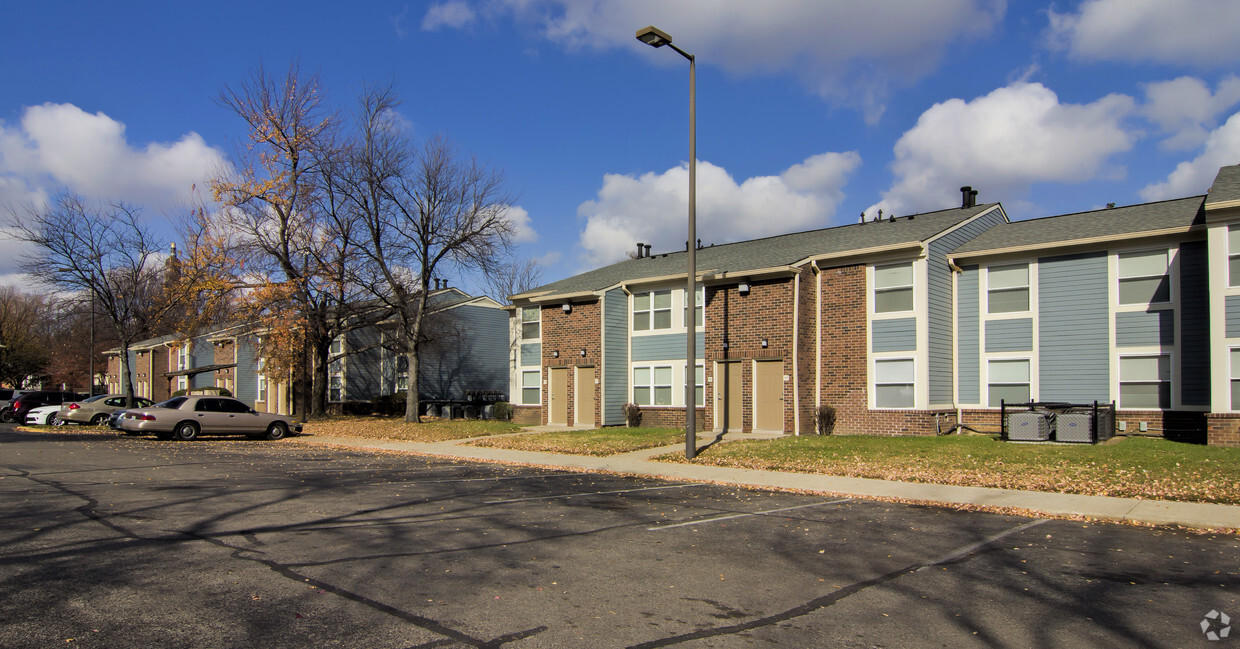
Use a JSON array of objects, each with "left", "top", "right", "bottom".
[{"left": 295, "top": 435, "right": 1240, "bottom": 532}]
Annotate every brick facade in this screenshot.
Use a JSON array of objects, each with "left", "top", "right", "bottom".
[
  {"left": 1206, "top": 413, "right": 1240, "bottom": 447},
  {"left": 540, "top": 301, "right": 602, "bottom": 427}
]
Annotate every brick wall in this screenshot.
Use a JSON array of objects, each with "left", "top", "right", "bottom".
[
  {"left": 512, "top": 406, "right": 541, "bottom": 425},
  {"left": 540, "top": 300, "right": 602, "bottom": 427},
  {"left": 1206, "top": 413, "right": 1240, "bottom": 447},
  {"left": 703, "top": 279, "right": 794, "bottom": 433}
]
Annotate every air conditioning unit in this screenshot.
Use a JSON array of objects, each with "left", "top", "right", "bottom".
[
  {"left": 1055, "top": 412, "right": 1093, "bottom": 443},
  {"left": 1008, "top": 412, "right": 1051, "bottom": 441}
]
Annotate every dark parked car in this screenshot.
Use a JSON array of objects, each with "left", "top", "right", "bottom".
[
  {"left": 7, "top": 391, "right": 83, "bottom": 424},
  {"left": 120, "top": 395, "right": 302, "bottom": 441},
  {"left": 0, "top": 390, "right": 33, "bottom": 422}
]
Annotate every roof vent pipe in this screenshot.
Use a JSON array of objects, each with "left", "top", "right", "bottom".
[
  {"left": 636, "top": 243, "right": 645, "bottom": 258},
  {"left": 643, "top": 244, "right": 651, "bottom": 257},
  {"left": 960, "top": 186, "right": 973, "bottom": 208},
  {"left": 970, "top": 189, "right": 979, "bottom": 207}
]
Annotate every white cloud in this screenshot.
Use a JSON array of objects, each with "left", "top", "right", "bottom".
[
  {"left": 432, "top": 0, "right": 1005, "bottom": 123},
  {"left": 576, "top": 151, "right": 860, "bottom": 266},
  {"left": 422, "top": 1, "right": 477, "bottom": 30},
  {"left": 1140, "top": 111, "right": 1240, "bottom": 201},
  {"left": 1046, "top": 0, "right": 1240, "bottom": 66},
  {"left": 1141, "top": 76, "right": 1240, "bottom": 150},
  {"left": 504, "top": 205, "right": 538, "bottom": 243},
  {"left": 0, "top": 102, "right": 227, "bottom": 213},
  {"left": 870, "top": 82, "right": 1137, "bottom": 216}
]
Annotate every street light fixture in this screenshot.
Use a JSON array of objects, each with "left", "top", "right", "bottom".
[{"left": 636, "top": 25, "right": 698, "bottom": 459}]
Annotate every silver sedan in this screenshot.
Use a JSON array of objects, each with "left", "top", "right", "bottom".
[{"left": 119, "top": 395, "right": 302, "bottom": 441}]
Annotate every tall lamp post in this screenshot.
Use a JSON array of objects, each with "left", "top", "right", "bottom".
[{"left": 636, "top": 25, "right": 698, "bottom": 459}]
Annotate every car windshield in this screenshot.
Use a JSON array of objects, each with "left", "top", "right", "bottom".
[
  {"left": 153, "top": 397, "right": 188, "bottom": 409},
  {"left": 83, "top": 395, "right": 111, "bottom": 403}
]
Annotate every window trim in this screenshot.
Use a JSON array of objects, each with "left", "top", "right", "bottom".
[
  {"left": 632, "top": 364, "right": 675, "bottom": 407},
  {"left": 872, "top": 261, "right": 915, "bottom": 316},
  {"left": 1116, "top": 248, "right": 1172, "bottom": 309},
  {"left": 520, "top": 369, "right": 540, "bottom": 406},
  {"left": 985, "top": 357, "right": 1032, "bottom": 407},
  {"left": 873, "top": 356, "right": 915, "bottom": 410},
  {"left": 1117, "top": 352, "right": 1171, "bottom": 410},
  {"left": 1229, "top": 225, "right": 1240, "bottom": 288},
  {"left": 520, "top": 306, "right": 541, "bottom": 341},
  {"left": 986, "top": 262, "right": 1031, "bottom": 315},
  {"left": 632, "top": 289, "right": 674, "bottom": 333}
]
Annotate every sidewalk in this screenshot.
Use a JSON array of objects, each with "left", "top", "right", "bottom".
[{"left": 296, "top": 432, "right": 1240, "bottom": 532}]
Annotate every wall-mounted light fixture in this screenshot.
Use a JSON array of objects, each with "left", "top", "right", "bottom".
[
  {"left": 552, "top": 350, "right": 559, "bottom": 358},
  {"left": 760, "top": 338, "right": 768, "bottom": 348},
  {"left": 738, "top": 282, "right": 750, "bottom": 295},
  {"left": 562, "top": 303, "right": 572, "bottom": 313}
]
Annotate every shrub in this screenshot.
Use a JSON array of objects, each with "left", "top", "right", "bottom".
[
  {"left": 373, "top": 392, "right": 407, "bottom": 416},
  {"left": 492, "top": 401, "right": 513, "bottom": 421},
  {"left": 622, "top": 402, "right": 642, "bottom": 428},
  {"left": 814, "top": 405, "right": 836, "bottom": 435}
]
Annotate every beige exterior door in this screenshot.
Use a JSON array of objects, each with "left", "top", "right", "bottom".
[
  {"left": 574, "top": 366, "right": 595, "bottom": 427},
  {"left": 716, "top": 361, "right": 743, "bottom": 432},
  {"left": 548, "top": 367, "right": 569, "bottom": 425},
  {"left": 753, "top": 360, "right": 784, "bottom": 432}
]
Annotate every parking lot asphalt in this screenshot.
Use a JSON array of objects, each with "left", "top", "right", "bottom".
[{"left": 2, "top": 426, "right": 1238, "bottom": 648}]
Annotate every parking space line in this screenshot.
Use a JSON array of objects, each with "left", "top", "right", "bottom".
[
  {"left": 418, "top": 472, "right": 594, "bottom": 485},
  {"left": 647, "top": 499, "right": 852, "bottom": 530},
  {"left": 915, "top": 518, "right": 1048, "bottom": 571},
  {"left": 484, "top": 483, "right": 707, "bottom": 504}
]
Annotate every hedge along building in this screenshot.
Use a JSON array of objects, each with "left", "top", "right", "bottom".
[{"left": 508, "top": 195, "right": 1009, "bottom": 434}]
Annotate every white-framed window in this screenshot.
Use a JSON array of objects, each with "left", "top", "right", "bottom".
[
  {"left": 521, "top": 306, "right": 540, "bottom": 340},
  {"left": 692, "top": 363, "right": 704, "bottom": 407},
  {"left": 329, "top": 375, "right": 343, "bottom": 402},
  {"left": 1119, "top": 354, "right": 1170, "bottom": 409},
  {"left": 255, "top": 354, "right": 267, "bottom": 402},
  {"left": 633, "top": 365, "right": 674, "bottom": 406},
  {"left": 874, "top": 358, "right": 914, "bottom": 408},
  {"left": 521, "top": 370, "right": 540, "bottom": 405},
  {"left": 1231, "top": 348, "right": 1240, "bottom": 410},
  {"left": 987, "top": 263, "right": 1030, "bottom": 314},
  {"left": 396, "top": 355, "right": 409, "bottom": 392},
  {"left": 683, "top": 286, "right": 704, "bottom": 328},
  {"left": 329, "top": 336, "right": 344, "bottom": 402},
  {"left": 874, "top": 262, "right": 914, "bottom": 314},
  {"left": 176, "top": 344, "right": 189, "bottom": 371},
  {"left": 1230, "top": 227, "right": 1240, "bottom": 288},
  {"left": 987, "top": 358, "right": 1031, "bottom": 407},
  {"left": 633, "top": 290, "right": 673, "bottom": 331},
  {"left": 1117, "top": 249, "right": 1170, "bottom": 306}
]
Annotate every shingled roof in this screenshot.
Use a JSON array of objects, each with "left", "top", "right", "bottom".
[
  {"left": 1206, "top": 164, "right": 1240, "bottom": 207},
  {"left": 949, "top": 195, "right": 1206, "bottom": 259},
  {"left": 516, "top": 203, "right": 1001, "bottom": 300}
]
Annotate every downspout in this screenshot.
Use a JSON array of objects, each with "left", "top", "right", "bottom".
[
  {"left": 948, "top": 258, "right": 963, "bottom": 429},
  {"left": 792, "top": 269, "right": 801, "bottom": 435},
  {"left": 814, "top": 262, "right": 822, "bottom": 412}
]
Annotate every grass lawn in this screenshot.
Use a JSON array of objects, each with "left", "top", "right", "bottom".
[
  {"left": 468, "top": 427, "right": 685, "bottom": 456},
  {"left": 656, "top": 434, "right": 1240, "bottom": 505},
  {"left": 302, "top": 417, "right": 524, "bottom": 443}
]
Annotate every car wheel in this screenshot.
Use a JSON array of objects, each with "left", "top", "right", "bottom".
[
  {"left": 173, "top": 422, "right": 199, "bottom": 441},
  {"left": 0, "top": 408, "right": 13, "bottom": 423},
  {"left": 264, "top": 422, "right": 288, "bottom": 441},
  {"left": 50, "top": 413, "right": 64, "bottom": 426},
  {"left": 90, "top": 414, "right": 108, "bottom": 426}
]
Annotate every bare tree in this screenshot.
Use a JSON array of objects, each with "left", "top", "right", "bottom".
[
  {"left": 5, "top": 194, "right": 180, "bottom": 407},
  {"left": 0, "top": 287, "right": 52, "bottom": 389},
  {"left": 336, "top": 86, "right": 515, "bottom": 422},
  {"left": 482, "top": 257, "right": 544, "bottom": 305}
]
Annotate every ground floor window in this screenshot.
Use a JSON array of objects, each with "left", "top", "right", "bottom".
[
  {"left": 256, "top": 374, "right": 268, "bottom": 402},
  {"left": 329, "top": 374, "right": 343, "bottom": 402},
  {"left": 988, "top": 358, "right": 1031, "bottom": 407},
  {"left": 874, "top": 358, "right": 914, "bottom": 408},
  {"left": 1232, "top": 348, "right": 1240, "bottom": 410},
  {"left": 633, "top": 365, "right": 673, "bottom": 406},
  {"left": 521, "top": 370, "right": 540, "bottom": 405},
  {"left": 396, "top": 356, "right": 409, "bottom": 392},
  {"left": 694, "top": 364, "right": 704, "bottom": 407},
  {"left": 1119, "top": 354, "right": 1170, "bottom": 409}
]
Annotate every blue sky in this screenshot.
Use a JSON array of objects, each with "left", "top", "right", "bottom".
[{"left": 2, "top": 1, "right": 1239, "bottom": 294}]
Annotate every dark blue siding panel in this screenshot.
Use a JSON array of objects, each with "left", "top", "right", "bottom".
[
  {"left": 930, "top": 209, "right": 1007, "bottom": 404},
  {"left": 1179, "top": 241, "right": 1209, "bottom": 406},
  {"left": 1039, "top": 252, "right": 1110, "bottom": 402},
  {"left": 1116, "top": 310, "right": 1174, "bottom": 347},
  {"left": 985, "top": 319, "right": 1034, "bottom": 352},
  {"left": 872, "top": 318, "right": 917, "bottom": 352},
  {"left": 417, "top": 305, "right": 508, "bottom": 401},
  {"left": 603, "top": 288, "right": 629, "bottom": 425},
  {"left": 235, "top": 336, "right": 257, "bottom": 404},
  {"left": 958, "top": 267, "right": 980, "bottom": 404},
  {"left": 346, "top": 327, "right": 382, "bottom": 400}
]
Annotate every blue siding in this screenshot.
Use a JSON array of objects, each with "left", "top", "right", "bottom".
[
  {"left": 1180, "top": 241, "right": 1209, "bottom": 406},
  {"left": 872, "top": 318, "right": 917, "bottom": 352},
  {"left": 603, "top": 288, "right": 628, "bottom": 425},
  {"left": 632, "top": 332, "right": 706, "bottom": 362},
  {"left": 1039, "top": 252, "right": 1110, "bottom": 402},
  {"left": 985, "top": 319, "right": 1034, "bottom": 352},
  {"left": 235, "top": 336, "right": 257, "bottom": 403},
  {"left": 1116, "top": 310, "right": 1174, "bottom": 347},
  {"left": 191, "top": 338, "right": 214, "bottom": 389},
  {"left": 520, "top": 343, "right": 541, "bottom": 366},
  {"left": 346, "top": 327, "right": 383, "bottom": 400},
  {"left": 417, "top": 305, "right": 508, "bottom": 401},
  {"left": 929, "top": 209, "right": 1007, "bottom": 404},
  {"left": 958, "top": 267, "right": 980, "bottom": 404},
  {"left": 1227, "top": 295, "right": 1240, "bottom": 338}
]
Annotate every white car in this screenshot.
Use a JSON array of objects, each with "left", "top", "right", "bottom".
[{"left": 25, "top": 404, "right": 64, "bottom": 426}]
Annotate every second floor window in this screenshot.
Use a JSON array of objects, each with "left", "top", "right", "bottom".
[
  {"left": 521, "top": 306, "right": 540, "bottom": 340},
  {"left": 1230, "top": 227, "right": 1240, "bottom": 287},
  {"left": 1118, "top": 250, "right": 1170, "bottom": 306},
  {"left": 987, "top": 263, "right": 1030, "bottom": 313},
  {"left": 874, "top": 263, "right": 914, "bottom": 314},
  {"left": 633, "top": 290, "right": 672, "bottom": 331}
]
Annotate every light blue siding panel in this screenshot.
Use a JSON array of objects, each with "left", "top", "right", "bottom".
[
  {"left": 929, "top": 210, "right": 1007, "bottom": 404},
  {"left": 631, "top": 332, "right": 705, "bottom": 362},
  {"left": 872, "top": 318, "right": 917, "bottom": 352},
  {"left": 958, "top": 267, "right": 980, "bottom": 403},
  {"left": 603, "top": 288, "right": 628, "bottom": 425},
  {"left": 1039, "top": 252, "right": 1110, "bottom": 402},
  {"left": 520, "top": 343, "right": 541, "bottom": 366},
  {"left": 985, "top": 319, "right": 1033, "bottom": 352},
  {"left": 1116, "top": 310, "right": 1174, "bottom": 347},
  {"left": 417, "top": 305, "right": 508, "bottom": 401},
  {"left": 235, "top": 337, "right": 257, "bottom": 403},
  {"left": 1179, "top": 241, "right": 1210, "bottom": 406},
  {"left": 191, "top": 338, "right": 215, "bottom": 389},
  {"left": 1227, "top": 295, "right": 1240, "bottom": 338}
]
